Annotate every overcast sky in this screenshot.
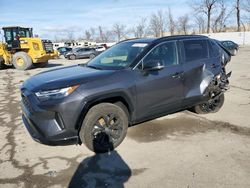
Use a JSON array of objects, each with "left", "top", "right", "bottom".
[{"left": 0, "top": 0, "right": 237, "bottom": 40}]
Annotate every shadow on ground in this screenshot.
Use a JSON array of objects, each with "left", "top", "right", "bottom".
[
  {"left": 68, "top": 150, "right": 131, "bottom": 188},
  {"left": 42, "top": 63, "right": 64, "bottom": 68},
  {"left": 127, "top": 111, "right": 250, "bottom": 143}
]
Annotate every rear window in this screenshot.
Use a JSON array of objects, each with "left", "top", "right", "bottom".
[{"left": 183, "top": 40, "right": 208, "bottom": 62}]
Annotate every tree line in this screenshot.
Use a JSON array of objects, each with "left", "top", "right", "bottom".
[{"left": 54, "top": 0, "right": 250, "bottom": 43}]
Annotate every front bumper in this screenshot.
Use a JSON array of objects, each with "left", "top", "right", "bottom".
[{"left": 20, "top": 88, "right": 84, "bottom": 146}]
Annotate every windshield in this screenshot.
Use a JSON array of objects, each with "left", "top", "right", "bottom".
[{"left": 87, "top": 42, "right": 148, "bottom": 69}]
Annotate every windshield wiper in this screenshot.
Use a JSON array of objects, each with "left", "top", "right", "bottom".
[{"left": 86, "top": 64, "right": 102, "bottom": 70}]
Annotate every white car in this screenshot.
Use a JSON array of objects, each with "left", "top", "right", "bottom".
[{"left": 95, "top": 45, "right": 106, "bottom": 52}]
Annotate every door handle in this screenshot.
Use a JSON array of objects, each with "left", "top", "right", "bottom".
[{"left": 172, "top": 71, "right": 183, "bottom": 78}]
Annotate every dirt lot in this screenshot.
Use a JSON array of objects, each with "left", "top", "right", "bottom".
[{"left": 0, "top": 47, "right": 250, "bottom": 188}]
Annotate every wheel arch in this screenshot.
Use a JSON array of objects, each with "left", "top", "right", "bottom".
[{"left": 75, "top": 93, "right": 134, "bottom": 133}]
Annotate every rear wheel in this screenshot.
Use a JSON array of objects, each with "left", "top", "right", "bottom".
[
  {"left": 12, "top": 52, "right": 32, "bottom": 70},
  {"left": 80, "top": 103, "right": 128, "bottom": 153},
  {"left": 69, "top": 54, "right": 76, "bottom": 60},
  {"left": 89, "top": 54, "right": 96, "bottom": 59},
  {"left": 193, "top": 94, "right": 225, "bottom": 114}
]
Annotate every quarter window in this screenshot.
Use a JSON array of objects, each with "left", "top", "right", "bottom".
[{"left": 183, "top": 40, "right": 208, "bottom": 62}]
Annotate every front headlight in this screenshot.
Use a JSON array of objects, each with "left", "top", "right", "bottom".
[{"left": 35, "top": 85, "right": 79, "bottom": 101}]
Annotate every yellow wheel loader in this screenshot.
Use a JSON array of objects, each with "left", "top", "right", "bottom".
[{"left": 0, "top": 26, "right": 58, "bottom": 70}]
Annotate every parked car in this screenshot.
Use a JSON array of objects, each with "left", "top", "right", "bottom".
[
  {"left": 65, "top": 47, "right": 99, "bottom": 60},
  {"left": 57, "top": 47, "right": 72, "bottom": 56},
  {"left": 220, "top": 40, "right": 239, "bottom": 56},
  {"left": 20, "top": 35, "right": 231, "bottom": 153},
  {"left": 95, "top": 45, "right": 106, "bottom": 52}
]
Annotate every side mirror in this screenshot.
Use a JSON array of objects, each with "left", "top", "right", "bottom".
[{"left": 143, "top": 60, "right": 164, "bottom": 71}]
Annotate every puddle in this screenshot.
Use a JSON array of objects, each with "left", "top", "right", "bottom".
[{"left": 127, "top": 114, "right": 250, "bottom": 143}]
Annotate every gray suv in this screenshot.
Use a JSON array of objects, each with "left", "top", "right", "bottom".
[
  {"left": 21, "top": 35, "right": 231, "bottom": 153},
  {"left": 65, "top": 47, "right": 99, "bottom": 60}
]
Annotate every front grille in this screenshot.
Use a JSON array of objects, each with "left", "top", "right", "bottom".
[
  {"left": 42, "top": 40, "right": 54, "bottom": 53},
  {"left": 22, "top": 94, "right": 34, "bottom": 114}
]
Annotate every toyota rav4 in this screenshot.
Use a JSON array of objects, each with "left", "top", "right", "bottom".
[{"left": 21, "top": 35, "right": 231, "bottom": 153}]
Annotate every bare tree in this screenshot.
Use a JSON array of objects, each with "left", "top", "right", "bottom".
[
  {"left": 133, "top": 17, "right": 147, "bottom": 38},
  {"left": 212, "top": 1, "right": 232, "bottom": 32},
  {"left": 98, "top": 26, "right": 105, "bottom": 42},
  {"left": 178, "top": 15, "right": 189, "bottom": 34},
  {"left": 236, "top": 0, "right": 241, "bottom": 31},
  {"left": 191, "top": 0, "right": 219, "bottom": 33},
  {"left": 66, "top": 30, "right": 75, "bottom": 41},
  {"left": 195, "top": 15, "right": 206, "bottom": 33},
  {"left": 90, "top": 27, "right": 96, "bottom": 40},
  {"left": 97, "top": 26, "right": 114, "bottom": 42},
  {"left": 149, "top": 10, "right": 165, "bottom": 37},
  {"left": 84, "top": 30, "right": 91, "bottom": 41},
  {"left": 245, "top": 0, "right": 250, "bottom": 12},
  {"left": 167, "top": 8, "right": 176, "bottom": 35},
  {"left": 242, "top": 0, "right": 250, "bottom": 23},
  {"left": 112, "top": 23, "right": 126, "bottom": 42}
]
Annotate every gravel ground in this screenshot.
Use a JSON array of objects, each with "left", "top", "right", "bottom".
[{"left": 0, "top": 48, "right": 250, "bottom": 188}]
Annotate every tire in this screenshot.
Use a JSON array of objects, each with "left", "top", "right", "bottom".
[
  {"left": 232, "top": 49, "right": 237, "bottom": 56},
  {"left": 89, "top": 54, "right": 96, "bottom": 59},
  {"left": 80, "top": 103, "right": 128, "bottom": 153},
  {"left": 12, "top": 52, "right": 32, "bottom": 70},
  {"left": 193, "top": 93, "right": 225, "bottom": 114},
  {"left": 69, "top": 54, "right": 76, "bottom": 60}
]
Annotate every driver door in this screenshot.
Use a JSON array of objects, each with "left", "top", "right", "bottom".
[{"left": 135, "top": 41, "right": 184, "bottom": 120}]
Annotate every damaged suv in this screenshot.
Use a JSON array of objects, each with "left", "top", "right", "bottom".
[{"left": 21, "top": 35, "right": 231, "bottom": 153}]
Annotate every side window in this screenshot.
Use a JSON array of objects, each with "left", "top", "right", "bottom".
[
  {"left": 183, "top": 40, "right": 208, "bottom": 62},
  {"left": 208, "top": 40, "right": 220, "bottom": 58},
  {"left": 228, "top": 41, "right": 234, "bottom": 46},
  {"left": 143, "top": 41, "right": 178, "bottom": 67},
  {"left": 5, "top": 31, "right": 12, "bottom": 41}
]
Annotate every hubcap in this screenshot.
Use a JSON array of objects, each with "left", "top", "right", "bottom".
[
  {"left": 92, "top": 113, "right": 123, "bottom": 147},
  {"left": 16, "top": 57, "right": 25, "bottom": 67}
]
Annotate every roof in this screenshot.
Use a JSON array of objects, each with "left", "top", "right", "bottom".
[
  {"left": 2, "top": 26, "right": 32, "bottom": 29},
  {"left": 121, "top": 35, "right": 209, "bottom": 44}
]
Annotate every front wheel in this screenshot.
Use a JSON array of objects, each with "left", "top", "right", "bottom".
[
  {"left": 80, "top": 103, "right": 128, "bottom": 153},
  {"left": 193, "top": 94, "right": 225, "bottom": 114},
  {"left": 232, "top": 49, "right": 237, "bottom": 56},
  {"left": 12, "top": 52, "right": 32, "bottom": 70}
]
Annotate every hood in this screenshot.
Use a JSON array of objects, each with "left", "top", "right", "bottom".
[{"left": 22, "top": 64, "right": 115, "bottom": 91}]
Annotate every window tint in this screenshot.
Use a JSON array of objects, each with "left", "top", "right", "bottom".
[
  {"left": 143, "top": 41, "right": 178, "bottom": 67},
  {"left": 183, "top": 40, "right": 208, "bottom": 62},
  {"left": 208, "top": 40, "right": 220, "bottom": 58}
]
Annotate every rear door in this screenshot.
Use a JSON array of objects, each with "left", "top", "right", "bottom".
[
  {"left": 135, "top": 41, "right": 184, "bottom": 120},
  {"left": 181, "top": 39, "right": 220, "bottom": 106}
]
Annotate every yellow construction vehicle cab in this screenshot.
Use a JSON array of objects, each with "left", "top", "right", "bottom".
[{"left": 0, "top": 26, "right": 58, "bottom": 70}]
